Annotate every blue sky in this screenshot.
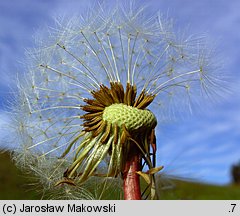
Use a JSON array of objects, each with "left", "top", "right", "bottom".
[{"left": 0, "top": 0, "right": 240, "bottom": 185}]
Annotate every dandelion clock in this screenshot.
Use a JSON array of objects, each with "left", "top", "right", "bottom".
[{"left": 11, "top": 2, "right": 221, "bottom": 199}]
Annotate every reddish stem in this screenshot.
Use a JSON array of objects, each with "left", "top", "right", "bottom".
[{"left": 123, "top": 148, "right": 141, "bottom": 200}]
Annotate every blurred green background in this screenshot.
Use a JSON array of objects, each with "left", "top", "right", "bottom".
[{"left": 1, "top": 150, "right": 240, "bottom": 200}]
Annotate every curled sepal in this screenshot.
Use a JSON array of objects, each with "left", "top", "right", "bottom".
[{"left": 136, "top": 165, "right": 164, "bottom": 200}]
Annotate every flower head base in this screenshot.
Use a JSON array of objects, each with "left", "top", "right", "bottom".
[
  {"left": 61, "top": 82, "right": 157, "bottom": 184},
  {"left": 103, "top": 103, "right": 156, "bottom": 131}
]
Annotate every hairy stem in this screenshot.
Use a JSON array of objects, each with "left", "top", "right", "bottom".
[{"left": 123, "top": 146, "right": 141, "bottom": 200}]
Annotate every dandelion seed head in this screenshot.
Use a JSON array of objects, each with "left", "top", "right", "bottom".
[{"left": 10, "top": 1, "right": 222, "bottom": 199}]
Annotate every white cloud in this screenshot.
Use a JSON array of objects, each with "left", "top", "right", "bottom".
[{"left": 0, "top": 1, "right": 57, "bottom": 88}]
